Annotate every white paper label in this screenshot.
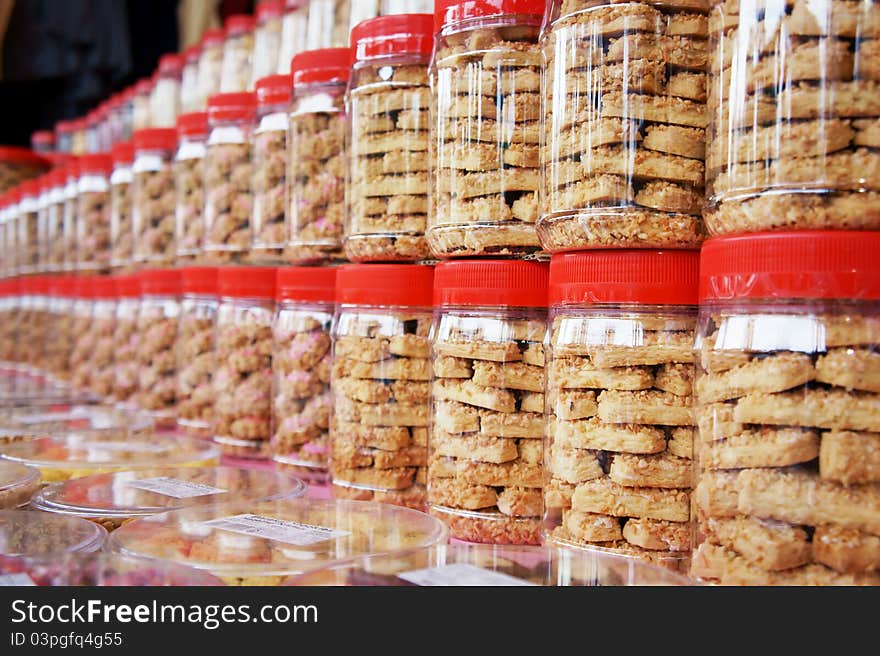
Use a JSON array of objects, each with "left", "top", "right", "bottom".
[
  {"left": 202, "top": 514, "right": 349, "bottom": 546},
  {"left": 126, "top": 477, "right": 227, "bottom": 499},
  {"left": 82, "top": 442, "right": 171, "bottom": 454},
  {"left": 398, "top": 563, "right": 535, "bottom": 587},
  {"left": 0, "top": 573, "right": 36, "bottom": 586}
]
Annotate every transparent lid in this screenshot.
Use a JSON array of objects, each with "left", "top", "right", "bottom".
[
  {"left": 0, "top": 510, "right": 107, "bottom": 556},
  {"left": 32, "top": 466, "right": 307, "bottom": 519},
  {"left": 285, "top": 544, "right": 695, "bottom": 586},
  {"left": 0, "top": 403, "right": 154, "bottom": 439},
  {"left": 108, "top": 498, "right": 448, "bottom": 579},
  {"left": 0, "top": 462, "right": 40, "bottom": 495}
]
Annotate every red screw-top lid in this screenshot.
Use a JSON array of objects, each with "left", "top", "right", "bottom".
[
  {"left": 133, "top": 128, "right": 177, "bottom": 152},
  {"left": 351, "top": 14, "right": 434, "bottom": 64},
  {"left": 74, "top": 276, "right": 95, "bottom": 299},
  {"left": 219, "top": 266, "right": 276, "bottom": 299},
  {"left": 434, "top": 0, "right": 545, "bottom": 32},
  {"left": 6, "top": 188, "right": 21, "bottom": 205},
  {"left": 135, "top": 77, "right": 153, "bottom": 95},
  {"left": 256, "top": 74, "right": 292, "bottom": 106},
  {"left": 64, "top": 159, "right": 80, "bottom": 182},
  {"left": 550, "top": 251, "right": 700, "bottom": 306},
  {"left": 20, "top": 179, "right": 40, "bottom": 200},
  {"left": 701, "top": 231, "right": 880, "bottom": 302},
  {"left": 51, "top": 167, "right": 67, "bottom": 189},
  {"left": 0, "top": 146, "right": 49, "bottom": 168},
  {"left": 225, "top": 14, "right": 255, "bottom": 34},
  {"left": 158, "top": 53, "right": 183, "bottom": 76},
  {"left": 116, "top": 274, "right": 141, "bottom": 298},
  {"left": 111, "top": 141, "right": 134, "bottom": 166},
  {"left": 56, "top": 119, "right": 76, "bottom": 135},
  {"left": 78, "top": 153, "right": 112, "bottom": 176},
  {"left": 92, "top": 276, "right": 118, "bottom": 299},
  {"left": 277, "top": 266, "right": 336, "bottom": 303},
  {"left": 185, "top": 43, "right": 202, "bottom": 62},
  {"left": 257, "top": 0, "right": 283, "bottom": 21},
  {"left": 207, "top": 92, "right": 257, "bottom": 123},
  {"left": 31, "top": 130, "right": 55, "bottom": 147},
  {"left": 177, "top": 111, "right": 209, "bottom": 137},
  {"left": 434, "top": 260, "right": 549, "bottom": 308},
  {"left": 336, "top": 264, "right": 434, "bottom": 307},
  {"left": 201, "top": 28, "right": 226, "bottom": 47},
  {"left": 290, "top": 48, "right": 351, "bottom": 87},
  {"left": 49, "top": 276, "right": 76, "bottom": 297},
  {"left": 182, "top": 267, "right": 219, "bottom": 296},
  {"left": 139, "top": 268, "right": 182, "bottom": 296}
]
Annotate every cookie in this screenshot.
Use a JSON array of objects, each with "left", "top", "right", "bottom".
[
  {"left": 622, "top": 517, "right": 690, "bottom": 552},
  {"left": 552, "top": 147, "right": 705, "bottom": 188},
  {"left": 654, "top": 363, "right": 694, "bottom": 397},
  {"left": 439, "top": 119, "right": 541, "bottom": 145},
  {"left": 550, "top": 446, "right": 604, "bottom": 484},
  {"left": 609, "top": 452, "right": 692, "bottom": 489},
  {"left": 812, "top": 525, "right": 880, "bottom": 574},
  {"left": 538, "top": 210, "right": 703, "bottom": 251},
  {"left": 741, "top": 39, "right": 855, "bottom": 94},
  {"left": 704, "top": 516, "right": 812, "bottom": 572},
  {"left": 667, "top": 427, "right": 694, "bottom": 459},
  {"left": 601, "top": 92, "right": 708, "bottom": 129},
  {"left": 440, "top": 142, "right": 539, "bottom": 172},
  {"left": 604, "top": 34, "right": 708, "bottom": 70},
  {"left": 449, "top": 67, "right": 541, "bottom": 96},
  {"left": 667, "top": 71, "right": 708, "bottom": 102},
  {"left": 819, "top": 430, "right": 880, "bottom": 485},
  {"left": 598, "top": 389, "right": 694, "bottom": 426},
  {"left": 815, "top": 347, "right": 880, "bottom": 393},
  {"left": 520, "top": 393, "right": 545, "bottom": 414},
  {"left": 434, "top": 356, "right": 473, "bottom": 378},
  {"left": 433, "top": 431, "right": 519, "bottom": 464},
  {"left": 553, "top": 416, "right": 667, "bottom": 454},
  {"left": 436, "top": 193, "right": 539, "bottom": 225},
  {"left": 553, "top": 390, "right": 598, "bottom": 420},
  {"left": 693, "top": 469, "right": 739, "bottom": 519},
  {"left": 733, "top": 389, "right": 880, "bottom": 432},
  {"left": 703, "top": 427, "right": 821, "bottom": 470},
  {"left": 546, "top": 481, "right": 576, "bottom": 509},
  {"left": 356, "top": 132, "right": 429, "bottom": 156},
  {"left": 435, "top": 339, "right": 522, "bottom": 363},
  {"left": 581, "top": 331, "right": 695, "bottom": 367},
  {"left": 497, "top": 487, "right": 542, "bottom": 517},
  {"left": 854, "top": 118, "right": 880, "bottom": 148},
  {"left": 333, "top": 466, "right": 416, "bottom": 491},
  {"left": 522, "top": 344, "right": 545, "bottom": 367},
  {"left": 437, "top": 168, "right": 541, "bottom": 199},
  {"left": 389, "top": 335, "right": 431, "bottom": 359},
  {"left": 642, "top": 124, "right": 706, "bottom": 159},
  {"left": 696, "top": 352, "right": 816, "bottom": 404},
  {"left": 458, "top": 460, "right": 543, "bottom": 488},
  {"left": 713, "top": 119, "right": 855, "bottom": 166},
  {"left": 548, "top": 119, "right": 641, "bottom": 158},
  {"left": 571, "top": 478, "right": 691, "bottom": 522},
  {"left": 786, "top": 0, "right": 880, "bottom": 38},
  {"left": 561, "top": 510, "right": 623, "bottom": 543},
  {"left": 433, "top": 379, "right": 517, "bottom": 413},
  {"left": 471, "top": 361, "right": 544, "bottom": 393},
  {"left": 335, "top": 357, "right": 431, "bottom": 381},
  {"left": 429, "top": 477, "right": 498, "bottom": 510},
  {"left": 480, "top": 411, "right": 544, "bottom": 438},
  {"left": 549, "top": 357, "right": 654, "bottom": 390},
  {"left": 434, "top": 400, "right": 480, "bottom": 433}
]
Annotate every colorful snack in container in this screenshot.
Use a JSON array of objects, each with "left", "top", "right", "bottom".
[
  {"left": 429, "top": 260, "right": 549, "bottom": 544},
  {"left": 196, "top": 29, "right": 226, "bottom": 111},
  {"left": 109, "top": 142, "right": 134, "bottom": 272},
  {"left": 112, "top": 274, "right": 140, "bottom": 406},
  {"left": 69, "top": 277, "right": 96, "bottom": 391},
  {"left": 219, "top": 15, "right": 255, "bottom": 93},
  {"left": 174, "top": 112, "right": 208, "bottom": 264},
  {"left": 88, "top": 276, "right": 118, "bottom": 400},
  {"left": 17, "top": 179, "right": 39, "bottom": 274},
  {"left": 76, "top": 153, "right": 112, "bottom": 272},
  {"left": 132, "top": 128, "right": 177, "bottom": 266},
  {"left": 150, "top": 54, "right": 183, "bottom": 129},
  {"left": 277, "top": 0, "right": 309, "bottom": 74},
  {"left": 252, "top": 1, "right": 284, "bottom": 88}
]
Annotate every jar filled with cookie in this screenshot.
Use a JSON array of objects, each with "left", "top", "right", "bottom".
[
  {"left": 111, "top": 274, "right": 140, "bottom": 407},
  {"left": 35, "top": 176, "right": 50, "bottom": 274},
  {"left": 544, "top": 250, "right": 699, "bottom": 567},
  {"left": 271, "top": 266, "right": 336, "bottom": 481},
  {"left": 132, "top": 128, "right": 177, "bottom": 266},
  {"left": 150, "top": 54, "right": 183, "bottom": 129},
  {"left": 27, "top": 277, "right": 50, "bottom": 375},
  {"left": 17, "top": 179, "right": 39, "bottom": 275},
  {"left": 174, "top": 112, "right": 208, "bottom": 264},
  {"left": 706, "top": 0, "right": 880, "bottom": 235},
  {"left": 70, "top": 277, "right": 96, "bottom": 391},
  {"left": 252, "top": 1, "right": 284, "bottom": 88},
  {"left": 214, "top": 267, "right": 276, "bottom": 459},
  {"left": 345, "top": 13, "right": 433, "bottom": 263},
  {"left": 331, "top": 264, "right": 434, "bottom": 509},
  {"left": 180, "top": 45, "right": 201, "bottom": 115},
  {"left": 76, "top": 153, "right": 112, "bottom": 272},
  {"left": 61, "top": 161, "right": 79, "bottom": 272},
  {"left": 429, "top": 0, "right": 544, "bottom": 258},
  {"left": 277, "top": 0, "right": 309, "bottom": 74},
  {"left": 429, "top": 260, "right": 549, "bottom": 544},
  {"left": 306, "top": 0, "right": 362, "bottom": 49},
  {"left": 132, "top": 78, "right": 153, "bottom": 133},
  {"left": 2, "top": 189, "right": 18, "bottom": 277},
  {"left": 220, "top": 14, "right": 255, "bottom": 93},
  {"left": 693, "top": 232, "right": 880, "bottom": 586},
  {"left": 45, "top": 276, "right": 75, "bottom": 382},
  {"left": 110, "top": 142, "right": 134, "bottom": 272},
  {"left": 44, "top": 169, "right": 67, "bottom": 273},
  {"left": 90, "top": 276, "right": 118, "bottom": 400},
  {"left": 196, "top": 29, "right": 226, "bottom": 110}
]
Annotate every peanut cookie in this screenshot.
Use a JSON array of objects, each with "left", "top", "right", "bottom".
[
  {"left": 609, "top": 452, "right": 692, "bottom": 488},
  {"left": 571, "top": 478, "right": 691, "bottom": 522},
  {"left": 819, "top": 430, "right": 880, "bottom": 485},
  {"left": 553, "top": 416, "right": 667, "bottom": 454},
  {"left": 704, "top": 516, "right": 812, "bottom": 571},
  {"left": 703, "top": 427, "right": 821, "bottom": 470}
]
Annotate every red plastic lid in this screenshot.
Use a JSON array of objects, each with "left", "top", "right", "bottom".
[
  {"left": 135, "top": 77, "right": 153, "bottom": 95},
  {"left": 550, "top": 251, "right": 700, "bottom": 306},
  {"left": 184, "top": 44, "right": 202, "bottom": 62},
  {"left": 116, "top": 274, "right": 141, "bottom": 298},
  {"left": 257, "top": 0, "right": 283, "bottom": 21},
  {"left": 337, "top": 264, "right": 433, "bottom": 307},
  {"left": 20, "top": 179, "right": 40, "bottom": 200},
  {"left": 64, "top": 159, "right": 80, "bottom": 181},
  {"left": 111, "top": 141, "right": 134, "bottom": 166},
  {"left": 256, "top": 74, "right": 292, "bottom": 106},
  {"left": 74, "top": 276, "right": 95, "bottom": 299},
  {"left": 435, "top": 0, "right": 545, "bottom": 32},
  {"left": 78, "top": 153, "right": 112, "bottom": 176},
  {"left": 92, "top": 276, "right": 118, "bottom": 299},
  {"left": 219, "top": 266, "right": 276, "bottom": 299},
  {"left": 6, "top": 188, "right": 21, "bottom": 205},
  {"left": 56, "top": 119, "right": 76, "bottom": 135},
  {"left": 351, "top": 14, "right": 434, "bottom": 63},
  {"left": 182, "top": 267, "right": 219, "bottom": 295},
  {"left": 290, "top": 48, "right": 351, "bottom": 87},
  {"left": 276, "top": 267, "right": 336, "bottom": 303},
  {"left": 71, "top": 118, "right": 88, "bottom": 131},
  {"left": 0, "top": 146, "right": 49, "bottom": 168},
  {"left": 434, "top": 260, "right": 549, "bottom": 308},
  {"left": 201, "top": 28, "right": 226, "bottom": 47},
  {"left": 207, "top": 92, "right": 257, "bottom": 123},
  {"left": 177, "top": 111, "right": 209, "bottom": 137},
  {"left": 50, "top": 276, "right": 77, "bottom": 297},
  {"left": 31, "top": 130, "right": 55, "bottom": 147},
  {"left": 133, "top": 128, "right": 177, "bottom": 152},
  {"left": 139, "top": 268, "right": 182, "bottom": 296},
  {"left": 50, "top": 167, "right": 67, "bottom": 188},
  {"left": 701, "top": 231, "right": 880, "bottom": 302},
  {"left": 285, "top": 0, "right": 307, "bottom": 9},
  {"left": 158, "top": 53, "right": 183, "bottom": 75},
  {"left": 225, "top": 14, "right": 255, "bottom": 34}
]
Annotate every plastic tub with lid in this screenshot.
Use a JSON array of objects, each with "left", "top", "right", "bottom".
[
  {"left": 0, "top": 403, "right": 154, "bottom": 442},
  {"left": 0, "top": 510, "right": 106, "bottom": 556},
  {"left": 0, "top": 462, "right": 40, "bottom": 509}
]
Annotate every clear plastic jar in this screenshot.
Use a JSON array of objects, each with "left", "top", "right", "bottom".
[
  {"left": 0, "top": 510, "right": 106, "bottom": 557},
  {"left": 132, "top": 128, "right": 177, "bottom": 266},
  {"left": 429, "top": 0, "right": 544, "bottom": 258},
  {"left": 111, "top": 274, "right": 141, "bottom": 406},
  {"left": 693, "top": 232, "right": 880, "bottom": 586},
  {"left": 35, "top": 176, "right": 50, "bottom": 272},
  {"left": 345, "top": 14, "right": 433, "bottom": 263},
  {"left": 331, "top": 264, "right": 433, "bottom": 509},
  {"left": 109, "top": 142, "right": 134, "bottom": 271},
  {"left": 251, "top": 75, "right": 291, "bottom": 264},
  {"left": 76, "top": 153, "right": 113, "bottom": 272},
  {"left": 150, "top": 54, "right": 183, "bottom": 129},
  {"left": 271, "top": 267, "right": 336, "bottom": 482},
  {"left": 87, "top": 110, "right": 102, "bottom": 154},
  {"left": 429, "top": 260, "right": 549, "bottom": 544},
  {"left": 30, "top": 130, "right": 55, "bottom": 155},
  {"left": 45, "top": 276, "right": 75, "bottom": 382},
  {"left": 174, "top": 112, "right": 208, "bottom": 264},
  {"left": 71, "top": 118, "right": 88, "bottom": 156},
  {"left": 0, "top": 147, "right": 48, "bottom": 196},
  {"left": 135, "top": 269, "right": 181, "bottom": 428},
  {"left": 220, "top": 14, "right": 256, "bottom": 93},
  {"left": 196, "top": 28, "right": 226, "bottom": 110},
  {"left": 286, "top": 49, "right": 349, "bottom": 263},
  {"left": 70, "top": 277, "right": 96, "bottom": 391},
  {"left": 0, "top": 462, "right": 40, "bottom": 509},
  {"left": 544, "top": 251, "right": 698, "bottom": 566},
  {"left": 177, "top": 267, "right": 218, "bottom": 439},
  {"left": 44, "top": 168, "right": 66, "bottom": 272},
  {"left": 0, "top": 281, "right": 14, "bottom": 365},
  {"left": 706, "top": 0, "right": 880, "bottom": 236},
  {"left": 97, "top": 102, "right": 113, "bottom": 153},
  {"left": 89, "top": 276, "right": 118, "bottom": 399},
  {"left": 2, "top": 190, "right": 17, "bottom": 276},
  {"left": 17, "top": 179, "right": 39, "bottom": 275},
  {"left": 214, "top": 267, "right": 276, "bottom": 458},
  {"left": 119, "top": 87, "right": 136, "bottom": 144},
  {"left": 204, "top": 92, "right": 256, "bottom": 263},
  {"left": 61, "top": 161, "right": 79, "bottom": 272},
  {"left": 180, "top": 45, "right": 202, "bottom": 115},
  {"left": 253, "top": 1, "right": 284, "bottom": 88},
  {"left": 132, "top": 78, "right": 153, "bottom": 132},
  {"left": 307, "top": 0, "right": 367, "bottom": 49},
  {"left": 277, "top": 0, "right": 309, "bottom": 74},
  {"left": 28, "top": 277, "right": 51, "bottom": 374}
]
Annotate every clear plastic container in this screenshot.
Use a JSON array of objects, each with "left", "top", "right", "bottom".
[
  {"left": 0, "top": 281, "right": 16, "bottom": 364},
  {"left": 44, "top": 168, "right": 67, "bottom": 272},
  {"left": 0, "top": 462, "right": 40, "bottom": 509},
  {"left": 271, "top": 267, "right": 336, "bottom": 482},
  {"left": 32, "top": 465, "right": 306, "bottom": 531},
  {"left": 34, "top": 175, "right": 50, "bottom": 273},
  {"left": 331, "top": 264, "right": 433, "bottom": 509},
  {"left": 19, "top": 278, "right": 43, "bottom": 374},
  {"left": 196, "top": 28, "right": 226, "bottom": 110},
  {"left": 132, "top": 77, "right": 154, "bottom": 132},
  {"left": 76, "top": 153, "right": 113, "bottom": 272},
  {"left": 0, "top": 403, "right": 153, "bottom": 441},
  {"left": 132, "top": 128, "right": 178, "bottom": 266},
  {"left": 286, "top": 48, "right": 349, "bottom": 263},
  {"left": 204, "top": 92, "right": 256, "bottom": 263},
  {"left": 69, "top": 277, "right": 95, "bottom": 391},
  {"left": 253, "top": 1, "right": 284, "bottom": 88},
  {"left": 277, "top": 0, "right": 309, "bottom": 74},
  {"left": 220, "top": 14, "right": 256, "bottom": 93},
  {"left": 180, "top": 44, "right": 202, "bottom": 115},
  {"left": 61, "top": 160, "right": 79, "bottom": 272},
  {"left": 0, "top": 146, "right": 48, "bottom": 196},
  {"left": 214, "top": 267, "right": 276, "bottom": 458},
  {"left": 693, "top": 231, "right": 880, "bottom": 586},
  {"left": 251, "top": 74, "right": 291, "bottom": 264},
  {"left": 30, "top": 130, "right": 55, "bottom": 155},
  {"left": 1, "top": 190, "right": 16, "bottom": 276},
  {"left": 107, "top": 497, "right": 448, "bottom": 585},
  {"left": 429, "top": 0, "right": 544, "bottom": 257},
  {"left": 174, "top": 112, "right": 208, "bottom": 263},
  {"left": 111, "top": 274, "right": 141, "bottom": 406},
  {"left": 32, "top": 278, "right": 52, "bottom": 374},
  {"left": 706, "top": 0, "right": 880, "bottom": 236},
  {"left": 307, "top": 0, "right": 369, "bottom": 49},
  {"left": 0, "top": 510, "right": 106, "bottom": 556},
  {"left": 150, "top": 53, "right": 183, "bottom": 128},
  {"left": 17, "top": 179, "right": 39, "bottom": 274},
  {"left": 177, "top": 267, "right": 218, "bottom": 438},
  {"left": 345, "top": 14, "right": 433, "bottom": 262},
  {"left": 544, "top": 251, "right": 698, "bottom": 565},
  {"left": 89, "top": 277, "right": 118, "bottom": 399},
  {"left": 430, "top": 260, "right": 549, "bottom": 544},
  {"left": 45, "top": 276, "right": 75, "bottom": 382},
  {"left": 109, "top": 141, "right": 134, "bottom": 271}
]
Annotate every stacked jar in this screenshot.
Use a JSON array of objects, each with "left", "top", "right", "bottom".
[
  {"left": 177, "top": 267, "right": 219, "bottom": 439},
  {"left": 214, "top": 267, "right": 276, "bottom": 458},
  {"left": 179, "top": 44, "right": 202, "bottom": 115},
  {"left": 196, "top": 29, "right": 226, "bottom": 110},
  {"left": 112, "top": 274, "right": 141, "bottom": 407},
  {"left": 252, "top": 1, "right": 284, "bottom": 88},
  {"left": 89, "top": 276, "right": 118, "bottom": 399},
  {"left": 61, "top": 161, "right": 79, "bottom": 272},
  {"left": 271, "top": 266, "right": 336, "bottom": 481},
  {"left": 109, "top": 142, "right": 134, "bottom": 273},
  {"left": 17, "top": 180, "right": 39, "bottom": 275},
  {"left": 345, "top": 13, "right": 433, "bottom": 263},
  {"left": 174, "top": 112, "right": 208, "bottom": 264},
  {"left": 429, "top": 261, "right": 549, "bottom": 544},
  {"left": 220, "top": 15, "right": 256, "bottom": 93},
  {"left": 331, "top": 264, "right": 434, "bottom": 509},
  {"left": 277, "top": 0, "right": 309, "bottom": 74},
  {"left": 70, "top": 277, "right": 96, "bottom": 391},
  {"left": 132, "top": 128, "right": 177, "bottom": 267},
  {"left": 45, "top": 276, "right": 75, "bottom": 383},
  {"left": 150, "top": 54, "right": 183, "bottom": 129},
  {"left": 27, "top": 278, "right": 51, "bottom": 375},
  {"left": 544, "top": 251, "right": 699, "bottom": 566},
  {"left": 692, "top": 232, "right": 880, "bottom": 586},
  {"left": 1, "top": 190, "right": 16, "bottom": 276},
  {"left": 428, "top": 0, "right": 544, "bottom": 258},
  {"left": 44, "top": 168, "right": 67, "bottom": 273},
  {"left": 286, "top": 48, "right": 349, "bottom": 263},
  {"left": 76, "top": 153, "right": 112, "bottom": 273}
]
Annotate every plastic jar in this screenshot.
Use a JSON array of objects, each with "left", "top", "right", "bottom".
[
  {"left": 35, "top": 175, "right": 50, "bottom": 273},
  {"left": 76, "top": 153, "right": 113, "bottom": 272},
  {"left": 45, "top": 276, "right": 75, "bottom": 382},
  {"left": 71, "top": 118, "right": 88, "bottom": 156},
  {"left": 150, "top": 54, "right": 183, "bottom": 129},
  {"left": 174, "top": 112, "right": 208, "bottom": 263},
  {"left": 204, "top": 92, "right": 256, "bottom": 263},
  {"left": 706, "top": 1, "right": 880, "bottom": 236},
  {"left": 89, "top": 276, "right": 118, "bottom": 400},
  {"left": 429, "top": 260, "right": 549, "bottom": 544},
  {"left": 2, "top": 190, "right": 17, "bottom": 276},
  {"left": 177, "top": 267, "right": 219, "bottom": 439},
  {"left": 44, "top": 168, "right": 66, "bottom": 272},
  {"left": 179, "top": 44, "right": 202, "bottom": 115},
  {"left": 27, "top": 278, "right": 50, "bottom": 374},
  {"left": 428, "top": 0, "right": 544, "bottom": 258},
  {"left": 111, "top": 274, "right": 141, "bottom": 406},
  {"left": 0, "top": 511, "right": 106, "bottom": 556},
  {"left": 345, "top": 14, "right": 432, "bottom": 263},
  {"left": 307, "top": 0, "right": 367, "bottom": 49},
  {"left": 271, "top": 266, "right": 335, "bottom": 482},
  {"left": 383, "top": 0, "right": 435, "bottom": 13},
  {"left": 132, "top": 78, "right": 153, "bottom": 132},
  {"left": 0, "top": 462, "right": 40, "bottom": 509},
  {"left": 0, "top": 147, "right": 48, "bottom": 196},
  {"left": 0, "top": 281, "right": 14, "bottom": 365},
  {"left": 61, "top": 161, "right": 79, "bottom": 272},
  {"left": 31, "top": 130, "right": 55, "bottom": 155},
  {"left": 544, "top": 251, "right": 698, "bottom": 565},
  {"left": 97, "top": 102, "right": 113, "bottom": 152},
  {"left": 109, "top": 142, "right": 134, "bottom": 271},
  {"left": 17, "top": 179, "right": 39, "bottom": 275},
  {"left": 331, "top": 264, "right": 433, "bottom": 509},
  {"left": 135, "top": 269, "right": 181, "bottom": 428},
  {"left": 253, "top": 1, "right": 284, "bottom": 87},
  {"left": 214, "top": 267, "right": 276, "bottom": 458},
  {"left": 277, "top": 0, "right": 309, "bottom": 74},
  {"left": 251, "top": 74, "right": 291, "bottom": 264},
  {"left": 0, "top": 404, "right": 153, "bottom": 441},
  {"left": 132, "top": 128, "right": 177, "bottom": 266},
  {"left": 196, "top": 28, "right": 226, "bottom": 110},
  {"left": 220, "top": 14, "right": 255, "bottom": 93},
  {"left": 86, "top": 110, "right": 101, "bottom": 154},
  {"left": 692, "top": 232, "right": 880, "bottom": 586},
  {"left": 70, "top": 277, "right": 95, "bottom": 391},
  {"left": 286, "top": 48, "right": 349, "bottom": 263}
]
